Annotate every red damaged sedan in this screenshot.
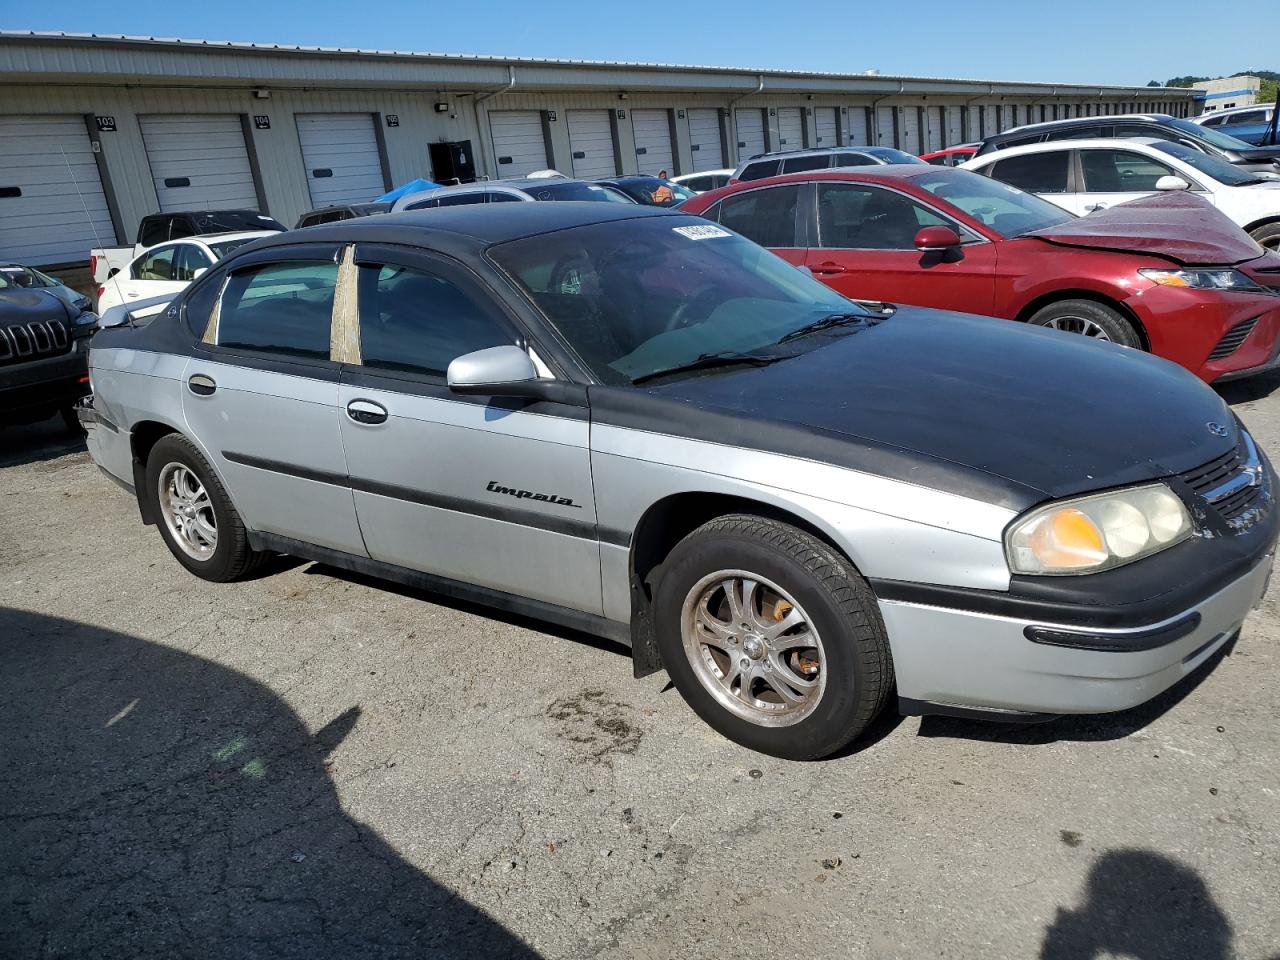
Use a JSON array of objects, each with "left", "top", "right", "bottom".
[{"left": 680, "top": 167, "right": 1280, "bottom": 382}]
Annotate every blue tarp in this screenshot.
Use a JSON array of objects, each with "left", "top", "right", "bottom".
[{"left": 376, "top": 178, "right": 441, "bottom": 202}]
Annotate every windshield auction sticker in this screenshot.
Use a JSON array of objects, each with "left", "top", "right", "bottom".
[{"left": 673, "top": 224, "right": 732, "bottom": 240}]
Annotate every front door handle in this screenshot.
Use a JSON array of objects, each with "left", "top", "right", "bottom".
[
  {"left": 810, "top": 261, "right": 849, "bottom": 276},
  {"left": 127, "top": 291, "right": 140, "bottom": 298},
  {"left": 346, "top": 399, "right": 388, "bottom": 425},
  {"left": 187, "top": 374, "right": 216, "bottom": 396}
]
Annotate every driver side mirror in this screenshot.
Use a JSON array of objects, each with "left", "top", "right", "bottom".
[
  {"left": 192, "top": 267, "right": 207, "bottom": 279},
  {"left": 446, "top": 345, "right": 587, "bottom": 407},
  {"left": 1155, "top": 175, "right": 1191, "bottom": 191},
  {"left": 914, "top": 226, "right": 962, "bottom": 252}
]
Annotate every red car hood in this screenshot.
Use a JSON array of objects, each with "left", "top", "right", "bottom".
[{"left": 1025, "top": 192, "right": 1264, "bottom": 266}]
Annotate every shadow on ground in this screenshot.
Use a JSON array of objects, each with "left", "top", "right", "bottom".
[
  {"left": 1217, "top": 368, "right": 1280, "bottom": 407},
  {"left": 0, "top": 415, "right": 85, "bottom": 469},
  {"left": 915, "top": 636, "right": 1235, "bottom": 746},
  {"left": 0, "top": 607, "right": 540, "bottom": 960},
  {"left": 1041, "top": 848, "right": 1234, "bottom": 959}
]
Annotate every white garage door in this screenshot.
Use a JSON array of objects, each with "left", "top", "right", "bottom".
[
  {"left": 924, "top": 107, "right": 943, "bottom": 151},
  {"left": 139, "top": 114, "right": 258, "bottom": 212},
  {"left": 296, "top": 113, "right": 385, "bottom": 207},
  {"left": 776, "top": 108, "right": 804, "bottom": 152},
  {"left": 631, "top": 109, "right": 674, "bottom": 177},
  {"left": 899, "top": 107, "right": 922, "bottom": 153},
  {"left": 814, "top": 108, "right": 838, "bottom": 147},
  {"left": 488, "top": 111, "right": 548, "bottom": 178},
  {"left": 876, "top": 107, "right": 896, "bottom": 147},
  {"left": 946, "top": 107, "right": 965, "bottom": 146},
  {"left": 0, "top": 115, "right": 115, "bottom": 266},
  {"left": 847, "top": 107, "right": 871, "bottom": 146},
  {"left": 981, "top": 104, "right": 999, "bottom": 138},
  {"left": 735, "top": 109, "right": 766, "bottom": 160},
  {"left": 688, "top": 109, "right": 724, "bottom": 171},
  {"left": 567, "top": 110, "right": 616, "bottom": 179}
]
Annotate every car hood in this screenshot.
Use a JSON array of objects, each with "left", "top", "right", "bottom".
[
  {"left": 0, "top": 288, "right": 70, "bottom": 323},
  {"left": 627, "top": 309, "right": 1236, "bottom": 510},
  {"left": 1024, "top": 192, "right": 1264, "bottom": 265}
]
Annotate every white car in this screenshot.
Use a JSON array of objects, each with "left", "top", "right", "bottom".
[
  {"left": 96, "top": 232, "right": 274, "bottom": 317},
  {"left": 963, "top": 138, "right": 1280, "bottom": 251},
  {"left": 671, "top": 169, "right": 733, "bottom": 192}
]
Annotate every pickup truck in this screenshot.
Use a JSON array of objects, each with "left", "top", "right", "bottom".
[{"left": 90, "top": 210, "right": 286, "bottom": 288}]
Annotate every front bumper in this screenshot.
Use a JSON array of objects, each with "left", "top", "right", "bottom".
[
  {"left": 879, "top": 553, "right": 1272, "bottom": 716},
  {"left": 0, "top": 344, "right": 90, "bottom": 424}
]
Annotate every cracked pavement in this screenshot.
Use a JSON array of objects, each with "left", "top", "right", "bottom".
[{"left": 4, "top": 371, "right": 1280, "bottom": 959}]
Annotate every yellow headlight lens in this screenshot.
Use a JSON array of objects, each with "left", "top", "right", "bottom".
[{"left": 1007, "top": 484, "right": 1192, "bottom": 575}]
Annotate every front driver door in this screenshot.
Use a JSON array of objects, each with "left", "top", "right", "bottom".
[
  {"left": 803, "top": 181, "right": 998, "bottom": 315},
  {"left": 337, "top": 244, "right": 602, "bottom": 615},
  {"left": 1075, "top": 147, "right": 1184, "bottom": 213}
]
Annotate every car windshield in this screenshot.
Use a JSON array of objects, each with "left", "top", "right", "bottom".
[
  {"left": 865, "top": 148, "right": 928, "bottom": 165},
  {"left": 491, "top": 217, "right": 863, "bottom": 385},
  {"left": 611, "top": 178, "right": 698, "bottom": 206},
  {"left": 206, "top": 237, "right": 264, "bottom": 259},
  {"left": 912, "top": 168, "right": 1074, "bottom": 237},
  {"left": 1166, "top": 117, "right": 1257, "bottom": 152},
  {"left": 193, "top": 211, "right": 286, "bottom": 233},
  {"left": 0, "top": 265, "right": 48, "bottom": 288},
  {"left": 525, "top": 181, "right": 634, "bottom": 203},
  {"left": 1150, "top": 141, "right": 1271, "bottom": 186}
]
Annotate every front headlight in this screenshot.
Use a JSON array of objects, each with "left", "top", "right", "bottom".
[
  {"left": 1139, "top": 268, "right": 1271, "bottom": 294},
  {"left": 1006, "top": 483, "right": 1192, "bottom": 575}
]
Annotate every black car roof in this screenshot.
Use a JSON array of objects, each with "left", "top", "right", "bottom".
[{"left": 248, "top": 202, "right": 682, "bottom": 250}]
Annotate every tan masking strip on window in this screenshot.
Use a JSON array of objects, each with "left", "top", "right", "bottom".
[
  {"left": 201, "top": 280, "right": 223, "bottom": 345},
  {"left": 331, "top": 245, "right": 361, "bottom": 365}
]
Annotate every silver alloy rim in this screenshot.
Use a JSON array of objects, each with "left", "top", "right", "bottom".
[
  {"left": 1041, "top": 315, "right": 1110, "bottom": 341},
  {"left": 157, "top": 462, "right": 217, "bottom": 561},
  {"left": 1262, "top": 235, "right": 1280, "bottom": 253},
  {"left": 680, "top": 570, "right": 826, "bottom": 727}
]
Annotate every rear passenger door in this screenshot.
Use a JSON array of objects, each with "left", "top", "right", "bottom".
[
  {"left": 181, "top": 244, "right": 367, "bottom": 556},
  {"left": 336, "top": 244, "right": 602, "bottom": 615},
  {"left": 804, "top": 181, "right": 997, "bottom": 314},
  {"left": 713, "top": 184, "right": 807, "bottom": 267},
  {"left": 982, "top": 150, "right": 1080, "bottom": 214}
]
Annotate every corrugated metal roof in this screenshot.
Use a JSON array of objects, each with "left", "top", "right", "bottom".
[{"left": 0, "top": 30, "right": 1190, "bottom": 94}]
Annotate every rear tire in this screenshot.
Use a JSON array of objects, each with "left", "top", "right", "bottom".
[
  {"left": 146, "top": 434, "right": 264, "bottom": 582},
  {"left": 1249, "top": 221, "right": 1280, "bottom": 254},
  {"left": 653, "top": 514, "right": 893, "bottom": 760},
  {"left": 1028, "top": 299, "right": 1141, "bottom": 349}
]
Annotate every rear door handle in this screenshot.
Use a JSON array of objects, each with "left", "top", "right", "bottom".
[
  {"left": 346, "top": 399, "right": 388, "bottom": 425},
  {"left": 1085, "top": 203, "right": 1108, "bottom": 212},
  {"left": 187, "top": 374, "right": 216, "bottom": 396},
  {"left": 810, "top": 261, "right": 849, "bottom": 276}
]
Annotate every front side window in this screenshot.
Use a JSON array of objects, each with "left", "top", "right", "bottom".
[
  {"left": 133, "top": 246, "right": 177, "bottom": 281},
  {"left": 1225, "top": 110, "right": 1267, "bottom": 126},
  {"left": 815, "top": 183, "right": 951, "bottom": 249},
  {"left": 717, "top": 185, "right": 801, "bottom": 248},
  {"left": 404, "top": 196, "right": 441, "bottom": 210},
  {"left": 206, "top": 236, "right": 263, "bottom": 260},
  {"left": 491, "top": 216, "right": 856, "bottom": 385},
  {"left": 1150, "top": 141, "right": 1265, "bottom": 186},
  {"left": 527, "top": 182, "right": 634, "bottom": 203},
  {"left": 356, "top": 264, "right": 513, "bottom": 377},
  {"left": 435, "top": 192, "right": 488, "bottom": 208},
  {"left": 1045, "top": 125, "right": 1104, "bottom": 142},
  {"left": 1080, "top": 149, "right": 1176, "bottom": 192},
  {"left": 216, "top": 261, "right": 338, "bottom": 360},
  {"left": 913, "top": 168, "right": 1074, "bottom": 237},
  {"left": 172, "top": 244, "right": 211, "bottom": 282},
  {"left": 987, "top": 152, "right": 1070, "bottom": 193}
]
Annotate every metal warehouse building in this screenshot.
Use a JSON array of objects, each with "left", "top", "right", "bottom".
[{"left": 0, "top": 30, "right": 1198, "bottom": 271}]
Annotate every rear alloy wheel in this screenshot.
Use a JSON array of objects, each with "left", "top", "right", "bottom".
[
  {"left": 1028, "top": 299, "right": 1141, "bottom": 349},
  {"left": 1250, "top": 221, "right": 1280, "bottom": 254},
  {"left": 146, "top": 434, "right": 264, "bottom": 582},
  {"left": 654, "top": 514, "right": 893, "bottom": 760}
]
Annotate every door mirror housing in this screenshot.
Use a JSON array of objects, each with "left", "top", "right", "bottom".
[
  {"left": 1155, "top": 175, "right": 1191, "bottom": 191},
  {"left": 446, "top": 345, "right": 587, "bottom": 406},
  {"left": 914, "top": 226, "right": 962, "bottom": 252}
]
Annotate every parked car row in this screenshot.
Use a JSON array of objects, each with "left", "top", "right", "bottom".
[{"left": 1193, "top": 103, "right": 1278, "bottom": 147}]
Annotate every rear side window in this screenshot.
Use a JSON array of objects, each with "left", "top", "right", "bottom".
[
  {"left": 836, "top": 153, "right": 878, "bottom": 167},
  {"left": 356, "top": 264, "right": 513, "bottom": 377},
  {"left": 717, "top": 185, "right": 801, "bottom": 247},
  {"left": 435, "top": 193, "right": 488, "bottom": 207},
  {"left": 781, "top": 154, "right": 830, "bottom": 174},
  {"left": 1045, "top": 125, "right": 1105, "bottom": 142},
  {"left": 216, "top": 261, "right": 337, "bottom": 360},
  {"left": 404, "top": 197, "right": 440, "bottom": 211},
  {"left": 987, "top": 152, "right": 1070, "bottom": 193},
  {"left": 1200, "top": 114, "right": 1224, "bottom": 127},
  {"left": 739, "top": 159, "right": 781, "bottom": 182},
  {"left": 1225, "top": 110, "right": 1267, "bottom": 126}
]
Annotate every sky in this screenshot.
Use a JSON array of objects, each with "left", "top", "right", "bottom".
[{"left": 3, "top": 0, "right": 1272, "bottom": 87}]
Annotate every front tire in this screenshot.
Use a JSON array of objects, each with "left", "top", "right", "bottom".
[
  {"left": 1028, "top": 299, "right": 1141, "bottom": 349},
  {"left": 653, "top": 515, "right": 893, "bottom": 760},
  {"left": 146, "top": 434, "right": 263, "bottom": 582},
  {"left": 1249, "top": 221, "right": 1280, "bottom": 254}
]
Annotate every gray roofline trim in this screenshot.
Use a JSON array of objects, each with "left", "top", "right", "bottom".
[{"left": 0, "top": 30, "right": 1195, "bottom": 97}]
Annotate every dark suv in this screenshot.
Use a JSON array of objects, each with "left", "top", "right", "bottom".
[
  {"left": 0, "top": 278, "right": 97, "bottom": 431},
  {"left": 975, "top": 114, "right": 1280, "bottom": 172}
]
